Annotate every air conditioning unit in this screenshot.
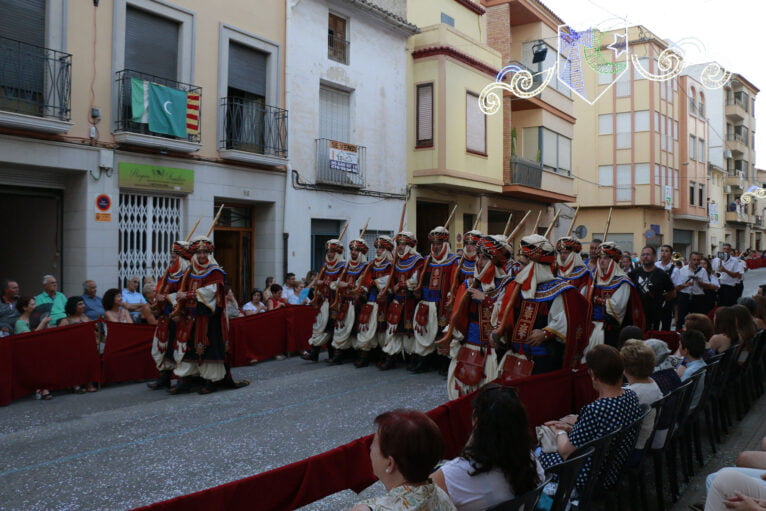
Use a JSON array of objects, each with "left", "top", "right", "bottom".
[
  {"left": 725, "top": 185, "right": 732, "bottom": 193},
  {"left": 723, "top": 150, "right": 733, "bottom": 159}
]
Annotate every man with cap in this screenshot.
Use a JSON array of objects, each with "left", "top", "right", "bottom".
[
  {"left": 302, "top": 239, "right": 345, "bottom": 362},
  {"left": 555, "top": 236, "right": 592, "bottom": 294},
  {"left": 328, "top": 238, "right": 369, "bottom": 365},
  {"left": 352, "top": 235, "right": 394, "bottom": 368},
  {"left": 169, "top": 236, "right": 231, "bottom": 395},
  {"left": 411, "top": 226, "right": 460, "bottom": 373},
  {"left": 586, "top": 241, "right": 645, "bottom": 353},
  {"left": 147, "top": 240, "right": 191, "bottom": 390},
  {"left": 494, "top": 234, "right": 590, "bottom": 374},
  {"left": 438, "top": 235, "right": 510, "bottom": 399},
  {"left": 379, "top": 231, "right": 424, "bottom": 370}
]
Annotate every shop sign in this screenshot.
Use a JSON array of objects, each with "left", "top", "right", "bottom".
[{"left": 118, "top": 162, "right": 194, "bottom": 193}]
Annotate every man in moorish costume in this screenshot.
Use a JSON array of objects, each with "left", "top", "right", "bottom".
[
  {"left": 303, "top": 239, "right": 346, "bottom": 362},
  {"left": 586, "top": 241, "right": 645, "bottom": 353},
  {"left": 555, "top": 236, "right": 592, "bottom": 294},
  {"left": 379, "top": 231, "right": 424, "bottom": 370},
  {"left": 447, "top": 229, "right": 481, "bottom": 308},
  {"left": 494, "top": 234, "right": 590, "bottom": 375},
  {"left": 439, "top": 235, "right": 510, "bottom": 399},
  {"left": 352, "top": 235, "right": 394, "bottom": 368},
  {"left": 147, "top": 240, "right": 191, "bottom": 390},
  {"left": 169, "top": 236, "right": 230, "bottom": 395},
  {"left": 328, "top": 238, "right": 369, "bottom": 365}
]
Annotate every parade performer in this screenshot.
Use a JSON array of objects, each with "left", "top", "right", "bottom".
[
  {"left": 328, "top": 237, "right": 369, "bottom": 364},
  {"left": 446, "top": 229, "right": 481, "bottom": 308},
  {"left": 437, "top": 236, "right": 510, "bottom": 399},
  {"left": 302, "top": 236, "right": 346, "bottom": 362},
  {"left": 585, "top": 241, "right": 645, "bottom": 353},
  {"left": 379, "top": 231, "right": 424, "bottom": 370},
  {"left": 169, "top": 235, "right": 230, "bottom": 394},
  {"left": 493, "top": 234, "right": 590, "bottom": 374},
  {"left": 147, "top": 240, "right": 191, "bottom": 390},
  {"left": 555, "top": 237, "right": 592, "bottom": 294},
  {"left": 411, "top": 225, "right": 460, "bottom": 373},
  {"left": 352, "top": 235, "right": 394, "bottom": 368}
]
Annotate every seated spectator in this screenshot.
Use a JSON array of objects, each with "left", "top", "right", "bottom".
[
  {"left": 282, "top": 272, "right": 298, "bottom": 303},
  {"left": 299, "top": 278, "right": 312, "bottom": 304},
  {"left": 682, "top": 313, "right": 715, "bottom": 360},
  {"left": 81, "top": 280, "right": 104, "bottom": 320},
  {"left": 242, "top": 289, "right": 267, "bottom": 316},
  {"left": 143, "top": 283, "right": 156, "bottom": 305},
  {"left": 678, "top": 329, "right": 707, "bottom": 411},
  {"left": 34, "top": 274, "right": 67, "bottom": 325},
  {"left": 752, "top": 296, "right": 766, "bottom": 331},
  {"left": 0, "top": 322, "right": 12, "bottom": 337},
  {"left": 102, "top": 289, "right": 133, "bottom": 323},
  {"left": 732, "top": 304, "right": 759, "bottom": 365},
  {"left": 262, "top": 276, "right": 275, "bottom": 302},
  {"left": 350, "top": 409, "right": 455, "bottom": 511},
  {"left": 266, "top": 284, "right": 287, "bottom": 311},
  {"left": 709, "top": 306, "right": 738, "bottom": 353},
  {"left": 289, "top": 281, "right": 308, "bottom": 305},
  {"left": 703, "top": 468, "right": 766, "bottom": 511},
  {"left": 58, "top": 296, "right": 92, "bottom": 326},
  {"left": 14, "top": 296, "right": 51, "bottom": 333},
  {"left": 618, "top": 325, "right": 645, "bottom": 349},
  {"left": 224, "top": 286, "right": 242, "bottom": 318},
  {"left": 538, "top": 345, "right": 643, "bottom": 490},
  {"left": 620, "top": 339, "right": 663, "bottom": 456},
  {"left": 431, "top": 384, "right": 543, "bottom": 510},
  {"left": 121, "top": 276, "right": 147, "bottom": 323},
  {"left": 0, "top": 278, "right": 20, "bottom": 326},
  {"left": 737, "top": 437, "right": 766, "bottom": 470}
]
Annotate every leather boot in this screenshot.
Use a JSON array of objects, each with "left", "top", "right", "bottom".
[
  {"left": 413, "top": 354, "right": 432, "bottom": 374},
  {"left": 437, "top": 354, "right": 450, "bottom": 376},
  {"left": 378, "top": 354, "right": 396, "bottom": 371},
  {"left": 147, "top": 370, "right": 172, "bottom": 390},
  {"left": 354, "top": 350, "right": 370, "bottom": 368},
  {"left": 301, "top": 346, "right": 320, "bottom": 362},
  {"left": 167, "top": 377, "right": 192, "bottom": 395},
  {"left": 326, "top": 345, "right": 336, "bottom": 363},
  {"left": 407, "top": 354, "right": 419, "bottom": 372},
  {"left": 329, "top": 348, "right": 346, "bottom": 365}
]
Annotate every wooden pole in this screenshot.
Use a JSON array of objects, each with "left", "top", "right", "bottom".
[
  {"left": 506, "top": 210, "right": 531, "bottom": 242},
  {"left": 602, "top": 207, "right": 613, "bottom": 242},
  {"left": 502, "top": 212, "right": 514, "bottom": 237},
  {"left": 543, "top": 209, "right": 562, "bottom": 238},
  {"left": 205, "top": 205, "right": 225, "bottom": 237},
  {"left": 566, "top": 206, "right": 580, "bottom": 237},
  {"left": 472, "top": 208, "right": 482, "bottom": 231},
  {"left": 530, "top": 210, "right": 542, "bottom": 235},
  {"left": 184, "top": 217, "right": 201, "bottom": 241}
]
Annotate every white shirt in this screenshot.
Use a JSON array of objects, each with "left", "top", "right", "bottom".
[
  {"left": 242, "top": 301, "right": 265, "bottom": 314},
  {"left": 656, "top": 260, "right": 676, "bottom": 276},
  {"left": 716, "top": 256, "right": 745, "bottom": 286},
  {"left": 282, "top": 286, "right": 297, "bottom": 302},
  {"left": 440, "top": 456, "right": 545, "bottom": 511},
  {"left": 121, "top": 288, "right": 146, "bottom": 304},
  {"left": 672, "top": 265, "right": 710, "bottom": 296}
]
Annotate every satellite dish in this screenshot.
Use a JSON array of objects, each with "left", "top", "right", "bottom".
[{"left": 572, "top": 224, "right": 588, "bottom": 240}]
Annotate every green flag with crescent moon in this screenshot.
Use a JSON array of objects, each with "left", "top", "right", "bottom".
[{"left": 147, "top": 82, "right": 188, "bottom": 138}]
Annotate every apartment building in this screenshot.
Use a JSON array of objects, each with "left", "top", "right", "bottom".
[
  {"left": 285, "top": 0, "right": 416, "bottom": 273},
  {"left": 0, "top": 0, "right": 288, "bottom": 302}
]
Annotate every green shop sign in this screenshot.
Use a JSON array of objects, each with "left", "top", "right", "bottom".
[{"left": 118, "top": 162, "right": 194, "bottom": 193}]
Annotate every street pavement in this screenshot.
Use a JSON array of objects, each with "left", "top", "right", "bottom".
[{"left": 1, "top": 268, "right": 764, "bottom": 511}]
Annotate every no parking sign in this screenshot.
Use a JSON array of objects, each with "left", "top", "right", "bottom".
[{"left": 95, "top": 193, "right": 112, "bottom": 222}]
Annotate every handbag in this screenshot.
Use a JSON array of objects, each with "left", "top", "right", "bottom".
[
  {"left": 454, "top": 345, "right": 488, "bottom": 387},
  {"left": 498, "top": 353, "right": 534, "bottom": 385},
  {"left": 536, "top": 425, "right": 559, "bottom": 453}
]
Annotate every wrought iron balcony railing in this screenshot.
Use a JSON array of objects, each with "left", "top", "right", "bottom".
[
  {"left": 315, "top": 138, "right": 366, "bottom": 188},
  {"left": 221, "top": 97, "right": 287, "bottom": 158},
  {"left": 0, "top": 36, "right": 71, "bottom": 120},
  {"left": 508, "top": 156, "right": 543, "bottom": 187},
  {"left": 328, "top": 35, "right": 350, "bottom": 64},
  {"left": 115, "top": 69, "right": 202, "bottom": 143}
]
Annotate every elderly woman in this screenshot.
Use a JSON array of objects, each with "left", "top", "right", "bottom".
[
  {"left": 621, "top": 339, "right": 663, "bottom": 458},
  {"left": 431, "top": 385, "right": 543, "bottom": 510},
  {"left": 538, "top": 345, "right": 643, "bottom": 489},
  {"left": 350, "top": 409, "right": 455, "bottom": 511}
]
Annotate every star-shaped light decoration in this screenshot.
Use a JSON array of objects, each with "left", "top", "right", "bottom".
[{"left": 607, "top": 32, "right": 628, "bottom": 58}]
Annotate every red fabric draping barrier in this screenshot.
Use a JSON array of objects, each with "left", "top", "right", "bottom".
[
  {"left": 286, "top": 306, "right": 315, "bottom": 353},
  {"left": 508, "top": 369, "right": 575, "bottom": 428},
  {"left": 746, "top": 257, "right": 766, "bottom": 269},
  {"left": 229, "top": 307, "right": 313, "bottom": 366},
  {"left": 0, "top": 337, "right": 12, "bottom": 406},
  {"left": 646, "top": 330, "right": 681, "bottom": 353},
  {"left": 571, "top": 366, "right": 598, "bottom": 412},
  {"left": 6, "top": 322, "right": 101, "bottom": 403},
  {"left": 101, "top": 322, "right": 158, "bottom": 384}
]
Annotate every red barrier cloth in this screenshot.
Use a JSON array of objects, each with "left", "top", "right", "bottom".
[
  {"left": 571, "top": 366, "right": 598, "bottom": 412},
  {"left": 0, "top": 338, "right": 12, "bottom": 406},
  {"left": 646, "top": 330, "right": 681, "bottom": 353},
  {"left": 229, "top": 309, "right": 288, "bottom": 366},
  {"left": 101, "top": 322, "right": 158, "bottom": 383},
  {"left": 505, "top": 369, "right": 574, "bottom": 427},
  {"left": 9, "top": 322, "right": 101, "bottom": 400},
  {"left": 286, "top": 306, "right": 313, "bottom": 353}
]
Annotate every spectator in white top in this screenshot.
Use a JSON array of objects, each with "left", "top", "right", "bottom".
[
  {"left": 282, "top": 273, "right": 298, "bottom": 303},
  {"left": 673, "top": 252, "right": 717, "bottom": 326},
  {"left": 714, "top": 243, "right": 746, "bottom": 306},
  {"left": 122, "top": 276, "right": 147, "bottom": 323},
  {"left": 621, "top": 339, "right": 663, "bottom": 461}
]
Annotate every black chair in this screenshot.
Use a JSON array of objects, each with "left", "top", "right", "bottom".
[
  {"left": 566, "top": 427, "right": 622, "bottom": 509},
  {"left": 750, "top": 330, "right": 766, "bottom": 397},
  {"left": 742, "top": 331, "right": 766, "bottom": 407},
  {"left": 671, "top": 369, "right": 706, "bottom": 485},
  {"left": 544, "top": 447, "right": 595, "bottom": 511},
  {"left": 487, "top": 473, "right": 553, "bottom": 511},
  {"left": 683, "top": 359, "right": 720, "bottom": 467},
  {"left": 708, "top": 346, "right": 737, "bottom": 437}
]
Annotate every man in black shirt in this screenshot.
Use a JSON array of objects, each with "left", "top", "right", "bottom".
[{"left": 629, "top": 246, "right": 676, "bottom": 331}]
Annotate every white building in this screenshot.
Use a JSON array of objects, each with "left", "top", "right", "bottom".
[{"left": 284, "top": 0, "right": 417, "bottom": 275}]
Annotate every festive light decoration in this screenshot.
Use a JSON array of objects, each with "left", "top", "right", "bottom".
[
  {"left": 478, "top": 65, "right": 555, "bottom": 115},
  {"left": 631, "top": 48, "right": 684, "bottom": 82},
  {"left": 741, "top": 186, "right": 766, "bottom": 204},
  {"left": 700, "top": 62, "right": 732, "bottom": 90}
]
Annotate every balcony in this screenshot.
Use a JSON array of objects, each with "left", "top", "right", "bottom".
[
  {"left": 724, "top": 171, "right": 747, "bottom": 189},
  {"left": 726, "top": 210, "right": 753, "bottom": 224},
  {"left": 219, "top": 97, "right": 288, "bottom": 166},
  {"left": 315, "top": 138, "right": 366, "bottom": 188},
  {"left": 503, "top": 156, "right": 575, "bottom": 203},
  {"left": 328, "top": 35, "right": 349, "bottom": 65},
  {"left": 114, "top": 69, "right": 202, "bottom": 153},
  {"left": 726, "top": 132, "right": 748, "bottom": 155},
  {"left": 725, "top": 97, "right": 747, "bottom": 121},
  {"left": 0, "top": 36, "right": 72, "bottom": 133}
]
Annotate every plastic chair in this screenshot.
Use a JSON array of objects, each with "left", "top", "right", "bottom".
[
  {"left": 566, "top": 426, "right": 622, "bottom": 509},
  {"left": 683, "top": 359, "right": 720, "bottom": 468},
  {"left": 487, "top": 473, "right": 553, "bottom": 511},
  {"left": 671, "top": 369, "right": 705, "bottom": 485},
  {"left": 544, "top": 447, "right": 595, "bottom": 511}
]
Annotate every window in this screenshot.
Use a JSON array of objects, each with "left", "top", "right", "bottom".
[
  {"left": 674, "top": 168, "right": 679, "bottom": 190},
  {"left": 225, "top": 42, "right": 268, "bottom": 152},
  {"left": 635, "top": 110, "right": 650, "bottom": 131},
  {"left": 616, "top": 112, "right": 631, "bottom": 149},
  {"left": 328, "top": 13, "right": 348, "bottom": 64},
  {"left": 689, "top": 182, "right": 696, "bottom": 206},
  {"left": 699, "top": 184, "right": 705, "bottom": 207},
  {"left": 557, "top": 135, "right": 572, "bottom": 172},
  {"left": 542, "top": 128, "right": 557, "bottom": 169},
  {"left": 616, "top": 71, "right": 631, "bottom": 97},
  {"left": 660, "top": 115, "right": 666, "bottom": 151},
  {"left": 598, "top": 114, "right": 612, "bottom": 135},
  {"left": 522, "top": 127, "right": 539, "bottom": 161},
  {"left": 466, "top": 92, "right": 486, "bottom": 154},
  {"left": 698, "top": 138, "right": 705, "bottom": 163},
  {"left": 319, "top": 85, "right": 350, "bottom": 142},
  {"left": 654, "top": 164, "right": 660, "bottom": 186},
  {"left": 530, "top": 127, "right": 572, "bottom": 174},
  {"left": 126, "top": 6, "right": 180, "bottom": 80},
  {"left": 635, "top": 57, "right": 650, "bottom": 79},
  {"left": 416, "top": 84, "right": 433, "bottom": 147},
  {"left": 598, "top": 165, "right": 613, "bottom": 186},
  {"left": 699, "top": 92, "right": 705, "bottom": 117},
  {"left": 674, "top": 120, "right": 678, "bottom": 140},
  {"left": 616, "top": 164, "right": 631, "bottom": 201},
  {"left": 440, "top": 12, "right": 455, "bottom": 26},
  {"left": 598, "top": 68, "right": 612, "bottom": 85},
  {"left": 635, "top": 163, "right": 650, "bottom": 184},
  {"left": 689, "top": 135, "right": 696, "bottom": 160},
  {"left": 689, "top": 87, "right": 697, "bottom": 114}
]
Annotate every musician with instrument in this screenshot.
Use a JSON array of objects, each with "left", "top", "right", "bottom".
[
  {"left": 352, "top": 235, "right": 394, "bottom": 368},
  {"left": 302, "top": 238, "right": 346, "bottom": 362},
  {"left": 328, "top": 238, "right": 369, "bottom": 365},
  {"left": 379, "top": 231, "right": 424, "bottom": 370}
]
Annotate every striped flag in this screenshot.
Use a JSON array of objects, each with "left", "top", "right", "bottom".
[
  {"left": 130, "top": 78, "right": 150, "bottom": 123},
  {"left": 187, "top": 93, "right": 200, "bottom": 135}
]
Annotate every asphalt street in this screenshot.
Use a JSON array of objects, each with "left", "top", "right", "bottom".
[{"left": 1, "top": 267, "right": 764, "bottom": 511}]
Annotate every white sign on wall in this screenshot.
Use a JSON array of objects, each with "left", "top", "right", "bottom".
[
  {"left": 328, "top": 140, "right": 359, "bottom": 173},
  {"left": 664, "top": 185, "right": 673, "bottom": 210}
]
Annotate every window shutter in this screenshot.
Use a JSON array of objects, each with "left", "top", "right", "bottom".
[
  {"left": 228, "top": 42, "right": 267, "bottom": 97},
  {"left": 319, "top": 86, "right": 350, "bottom": 142},
  {"left": 616, "top": 164, "right": 631, "bottom": 201},
  {"left": 0, "top": 0, "right": 45, "bottom": 46},
  {"left": 466, "top": 93, "right": 485, "bottom": 154},
  {"left": 416, "top": 84, "right": 433, "bottom": 145},
  {"left": 125, "top": 7, "right": 179, "bottom": 81},
  {"left": 0, "top": 0, "right": 45, "bottom": 94}
]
